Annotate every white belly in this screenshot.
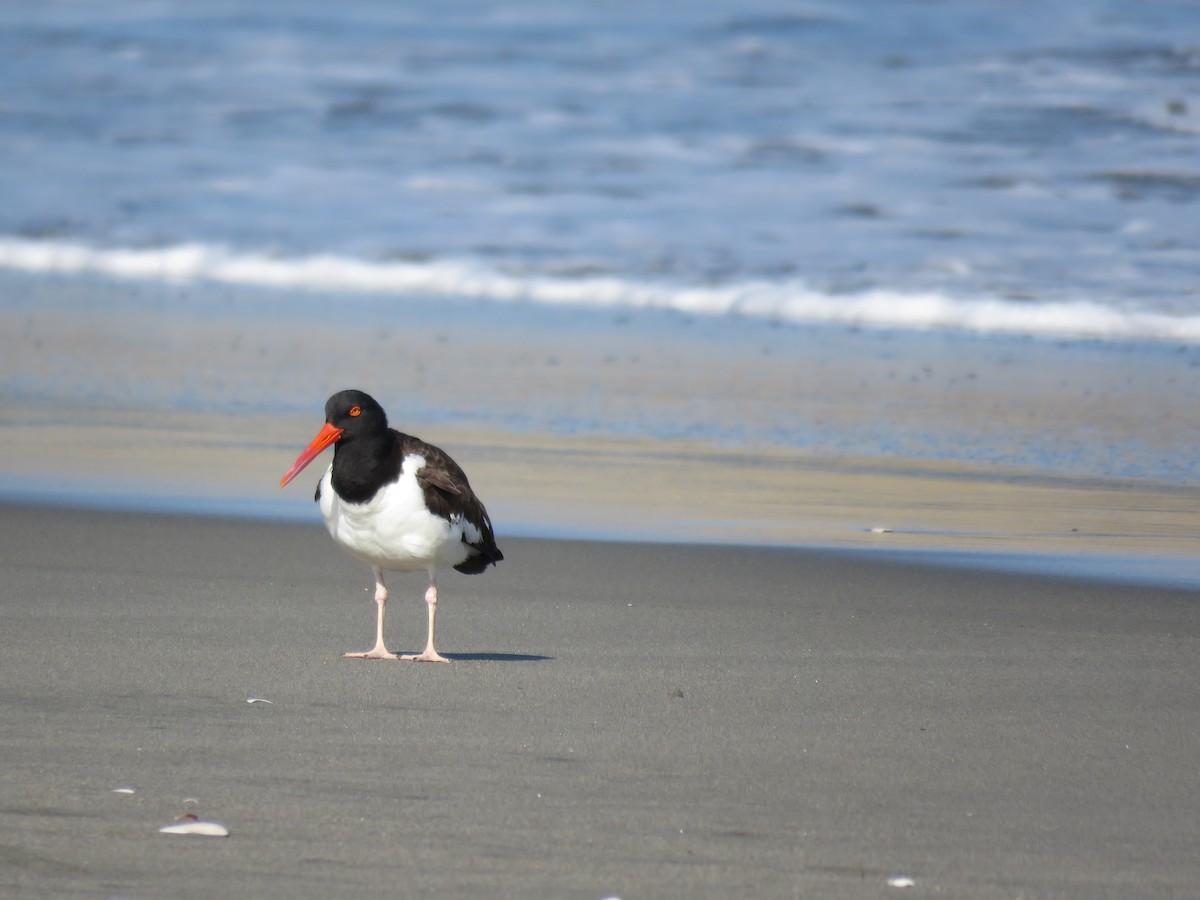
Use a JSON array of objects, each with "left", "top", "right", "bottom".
[{"left": 317, "top": 455, "right": 472, "bottom": 573}]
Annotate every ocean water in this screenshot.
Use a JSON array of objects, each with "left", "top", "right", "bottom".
[{"left": 2, "top": 0, "right": 1199, "bottom": 340}]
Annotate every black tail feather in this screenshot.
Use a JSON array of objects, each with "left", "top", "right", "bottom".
[
  {"left": 454, "top": 518, "right": 503, "bottom": 574},
  {"left": 454, "top": 544, "right": 503, "bottom": 575}
]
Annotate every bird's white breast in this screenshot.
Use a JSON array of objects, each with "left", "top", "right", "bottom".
[{"left": 318, "top": 454, "right": 472, "bottom": 572}]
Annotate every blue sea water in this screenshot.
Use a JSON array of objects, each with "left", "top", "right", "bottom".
[{"left": 2, "top": 0, "right": 1199, "bottom": 339}]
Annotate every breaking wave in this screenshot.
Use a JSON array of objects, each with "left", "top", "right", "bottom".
[{"left": 3, "top": 237, "right": 1199, "bottom": 343}]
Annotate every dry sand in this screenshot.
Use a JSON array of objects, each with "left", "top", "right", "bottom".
[{"left": 2, "top": 502, "right": 1199, "bottom": 898}]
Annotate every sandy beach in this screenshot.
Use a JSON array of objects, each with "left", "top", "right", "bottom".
[
  {"left": 6, "top": 5, "right": 1200, "bottom": 895},
  {"left": 2, "top": 501, "right": 1198, "bottom": 898}
]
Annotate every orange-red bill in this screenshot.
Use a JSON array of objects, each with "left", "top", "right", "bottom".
[{"left": 279, "top": 421, "right": 344, "bottom": 488}]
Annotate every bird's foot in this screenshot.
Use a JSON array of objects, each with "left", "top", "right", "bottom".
[
  {"left": 400, "top": 649, "right": 451, "bottom": 663},
  {"left": 343, "top": 647, "right": 398, "bottom": 660}
]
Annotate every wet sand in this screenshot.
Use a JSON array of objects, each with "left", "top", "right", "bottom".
[
  {"left": 6, "top": 408, "right": 1200, "bottom": 584},
  {"left": 7, "top": 270, "right": 1200, "bottom": 488},
  {"left": 2, "top": 502, "right": 1199, "bottom": 898}
]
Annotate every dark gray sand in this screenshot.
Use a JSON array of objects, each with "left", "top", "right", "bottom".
[{"left": 2, "top": 503, "right": 1198, "bottom": 898}]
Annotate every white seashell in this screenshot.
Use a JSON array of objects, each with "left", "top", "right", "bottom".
[
  {"left": 111, "top": 786, "right": 137, "bottom": 795},
  {"left": 887, "top": 875, "right": 915, "bottom": 888},
  {"left": 869, "top": 526, "right": 894, "bottom": 534},
  {"left": 246, "top": 697, "right": 273, "bottom": 704},
  {"left": 159, "top": 815, "right": 230, "bottom": 837}
]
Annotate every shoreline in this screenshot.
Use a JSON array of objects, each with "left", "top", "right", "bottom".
[
  {"left": 7, "top": 492, "right": 1200, "bottom": 592},
  {"left": 4, "top": 411, "right": 1200, "bottom": 588}
]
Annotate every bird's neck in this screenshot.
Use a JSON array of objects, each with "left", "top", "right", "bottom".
[{"left": 331, "top": 431, "right": 397, "bottom": 503}]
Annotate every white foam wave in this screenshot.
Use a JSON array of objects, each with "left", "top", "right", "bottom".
[{"left": 2, "top": 237, "right": 1198, "bottom": 343}]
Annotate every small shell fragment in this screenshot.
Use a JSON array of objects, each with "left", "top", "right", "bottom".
[
  {"left": 111, "top": 786, "right": 137, "bottom": 795},
  {"left": 159, "top": 813, "right": 230, "bottom": 837},
  {"left": 246, "top": 697, "right": 273, "bottom": 705},
  {"left": 869, "top": 527, "right": 894, "bottom": 534},
  {"left": 888, "top": 875, "right": 915, "bottom": 888}
]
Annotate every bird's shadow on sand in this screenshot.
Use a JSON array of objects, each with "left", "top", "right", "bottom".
[{"left": 432, "top": 652, "right": 554, "bottom": 662}]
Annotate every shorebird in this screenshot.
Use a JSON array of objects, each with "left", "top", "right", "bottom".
[{"left": 279, "top": 389, "right": 503, "bottom": 661}]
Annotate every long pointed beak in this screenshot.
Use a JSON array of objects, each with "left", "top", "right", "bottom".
[{"left": 279, "top": 421, "right": 344, "bottom": 488}]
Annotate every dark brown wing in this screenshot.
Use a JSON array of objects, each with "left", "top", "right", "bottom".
[{"left": 398, "top": 432, "right": 504, "bottom": 574}]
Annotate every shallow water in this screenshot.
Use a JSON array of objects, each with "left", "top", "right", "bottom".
[{"left": 7, "top": 272, "right": 1200, "bottom": 483}]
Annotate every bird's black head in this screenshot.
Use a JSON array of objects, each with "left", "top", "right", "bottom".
[
  {"left": 324, "top": 389, "right": 388, "bottom": 440},
  {"left": 279, "top": 389, "right": 391, "bottom": 490}
]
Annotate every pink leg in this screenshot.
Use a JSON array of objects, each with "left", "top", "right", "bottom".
[
  {"left": 401, "top": 574, "right": 450, "bottom": 663},
  {"left": 344, "top": 566, "right": 398, "bottom": 660}
]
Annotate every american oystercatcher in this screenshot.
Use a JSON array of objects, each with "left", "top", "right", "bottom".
[{"left": 279, "top": 390, "right": 503, "bottom": 662}]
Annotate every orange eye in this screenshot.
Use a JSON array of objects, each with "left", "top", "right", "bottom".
[{"left": 349, "top": 406, "right": 362, "bottom": 417}]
